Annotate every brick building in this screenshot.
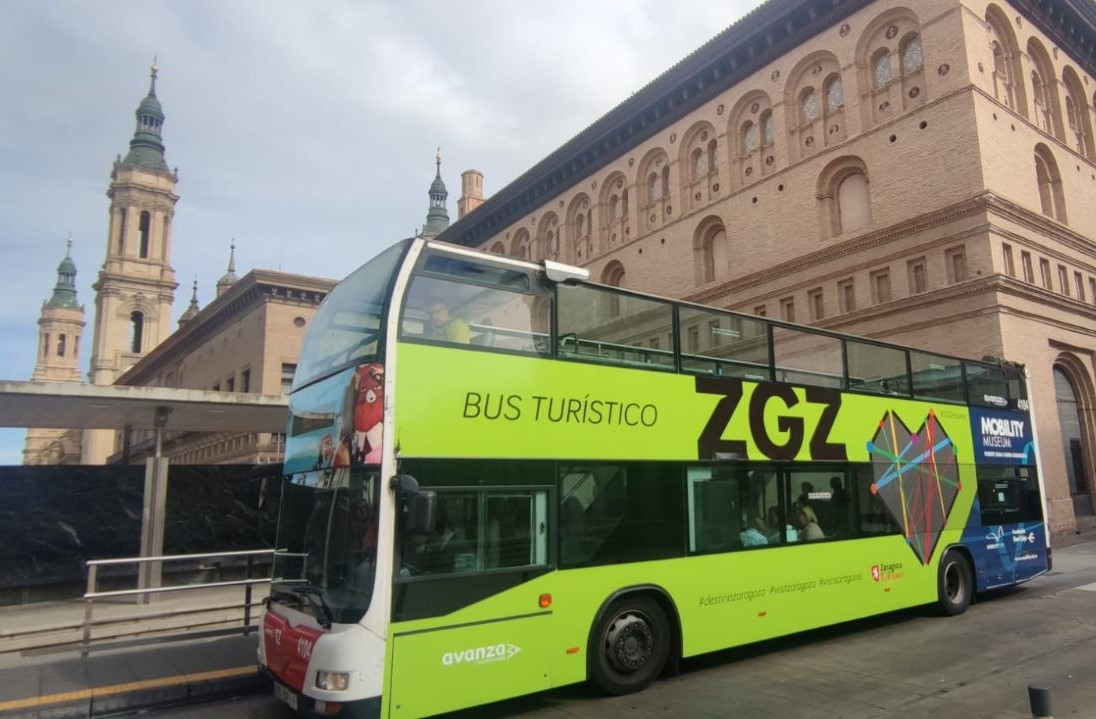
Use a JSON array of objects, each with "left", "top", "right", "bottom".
[{"left": 439, "top": 0, "right": 1096, "bottom": 536}]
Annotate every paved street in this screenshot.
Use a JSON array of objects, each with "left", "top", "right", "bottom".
[{"left": 145, "top": 538, "right": 1096, "bottom": 719}]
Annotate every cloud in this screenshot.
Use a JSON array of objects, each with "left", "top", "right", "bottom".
[{"left": 0, "top": 0, "right": 760, "bottom": 461}]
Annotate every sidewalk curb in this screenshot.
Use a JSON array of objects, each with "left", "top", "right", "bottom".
[{"left": 0, "top": 666, "right": 269, "bottom": 719}]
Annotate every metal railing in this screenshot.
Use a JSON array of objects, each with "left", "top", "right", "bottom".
[{"left": 81, "top": 549, "right": 277, "bottom": 655}]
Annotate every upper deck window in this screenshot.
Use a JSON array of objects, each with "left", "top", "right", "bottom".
[
  {"left": 294, "top": 240, "right": 409, "bottom": 391},
  {"left": 557, "top": 284, "right": 674, "bottom": 370},
  {"left": 965, "top": 362, "right": 1009, "bottom": 409},
  {"left": 400, "top": 249, "right": 551, "bottom": 355},
  {"left": 678, "top": 306, "right": 771, "bottom": 380}
]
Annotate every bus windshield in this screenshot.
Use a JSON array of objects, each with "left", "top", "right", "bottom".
[
  {"left": 293, "top": 239, "right": 410, "bottom": 391},
  {"left": 271, "top": 468, "right": 379, "bottom": 625}
]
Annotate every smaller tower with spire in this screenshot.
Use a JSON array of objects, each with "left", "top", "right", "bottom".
[
  {"left": 421, "top": 148, "right": 450, "bottom": 237},
  {"left": 216, "top": 241, "right": 238, "bottom": 297},
  {"left": 25, "top": 239, "right": 86, "bottom": 464},
  {"left": 179, "top": 279, "right": 201, "bottom": 326}
]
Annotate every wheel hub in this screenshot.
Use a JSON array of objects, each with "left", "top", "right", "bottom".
[
  {"left": 945, "top": 563, "right": 964, "bottom": 602},
  {"left": 605, "top": 613, "right": 653, "bottom": 673}
]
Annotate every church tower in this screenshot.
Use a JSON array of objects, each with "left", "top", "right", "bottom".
[
  {"left": 24, "top": 241, "right": 85, "bottom": 464},
  {"left": 420, "top": 149, "right": 450, "bottom": 237},
  {"left": 84, "top": 64, "right": 180, "bottom": 463}
]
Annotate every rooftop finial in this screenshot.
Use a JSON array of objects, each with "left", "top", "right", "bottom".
[
  {"left": 179, "top": 275, "right": 201, "bottom": 326},
  {"left": 436, "top": 147, "right": 442, "bottom": 178},
  {"left": 228, "top": 238, "right": 236, "bottom": 273},
  {"left": 149, "top": 57, "right": 159, "bottom": 96},
  {"left": 65, "top": 234, "right": 73, "bottom": 256}
]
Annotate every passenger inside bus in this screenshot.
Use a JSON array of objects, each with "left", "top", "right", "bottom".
[
  {"left": 796, "top": 505, "right": 825, "bottom": 541},
  {"left": 424, "top": 298, "right": 470, "bottom": 344},
  {"left": 739, "top": 516, "right": 769, "bottom": 546},
  {"left": 765, "top": 506, "right": 798, "bottom": 543}
]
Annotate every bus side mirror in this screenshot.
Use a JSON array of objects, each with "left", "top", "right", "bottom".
[
  {"left": 408, "top": 491, "right": 437, "bottom": 534},
  {"left": 390, "top": 474, "right": 437, "bottom": 533}
]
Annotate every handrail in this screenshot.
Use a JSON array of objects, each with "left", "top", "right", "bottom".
[
  {"left": 81, "top": 548, "right": 283, "bottom": 655},
  {"left": 86, "top": 548, "right": 277, "bottom": 567}
]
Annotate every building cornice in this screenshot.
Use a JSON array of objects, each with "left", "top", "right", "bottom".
[
  {"left": 1012, "top": 0, "right": 1096, "bottom": 74},
  {"left": 438, "top": 0, "right": 1096, "bottom": 252}
]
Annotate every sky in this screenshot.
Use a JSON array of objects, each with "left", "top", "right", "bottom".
[{"left": 0, "top": 0, "right": 763, "bottom": 463}]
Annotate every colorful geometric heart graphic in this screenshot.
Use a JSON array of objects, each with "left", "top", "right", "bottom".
[{"left": 867, "top": 409, "right": 960, "bottom": 565}]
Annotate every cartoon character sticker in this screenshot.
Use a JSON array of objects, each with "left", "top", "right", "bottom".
[{"left": 353, "top": 363, "right": 385, "bottom": 464}]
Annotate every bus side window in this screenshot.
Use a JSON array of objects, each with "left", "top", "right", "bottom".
[
  {"left": 401, "top": 489, "right": 548, "bottom": 577},
  {"left": 977, "top": 466, "right": 1041, "bottom": 525},
  {"left": 855, "top": 465, "right": 901, "bottom": 536}
]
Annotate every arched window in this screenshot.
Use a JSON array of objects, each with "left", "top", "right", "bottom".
[
  {"left": 489, "top": 242, "right": 505, "bottom": 255},
  {"left": 602, "top": 261, "right": 626, "bottom": 317},
  {"left": 1032, "top": 72, "right": 1048, "bottom": 131},
  {"left": 138, "top": 211, "right": 151, "bottom": 259},
  {"left": 825, "top": 75, "right": 845, "bottom": 113},
  {"left": 117, "top": 209, "right": 127, "bottom": 254},
  {"left": 1028, "top": 39, "right": 1062, "bottom": 140},
  {"left": 900, "top": 34, "right": 923, "bottom": 76},
  {"left": 1063, "top": 68, "right": 1094, "bottom": 160},
  {"left": 690, "top": 148, "right": 705, "bottom": 180},
  {"left": 694, "top": 219, "right": 729, "bottom": 285},
  {"left": 511, "top": 230, "right": 530, "bottom": 260},
  {"left": 660, "top": 166, "right": 670, "bottom": 199},
  {"left": 760, "top": 111, "right": 774, "bottom": 146},
  {"left": 817, "top": 156, "right": 871, "bottom": 238},
  {"left": 679, "top": 123, "right": 718, "bottom": 211},
  {"left": 57, "top": 334, "right": 66, "bottom": 358},
  {"left": 647, "top": 173, "right": 659, "bottom": 202},
  {"left": 43, "top": 332, "right": 50, "bottom": 358},
  {"left": 800, "top": 87, "right": 820, "bottom": 124},
  {"left": 741, "top": 120, "right": 758, "bottom": 155},
  {"left": 873, "top": 49, "right": 892, "bottom": 90},
  {"left": 567, "top": 194, "right": 591, "bottom": 261},
  {"left": 537, "top": 212, "right": 560, "bottom": 261},
  {"left": 1034, "top": 144, "right": 1066, "bottom": 223},
  {"left": 787, "top": 53, "right": 844, "bottom": 158},
  {"left": 130, "top": 311, "right": 144, "bottom": 353},
  {"left": 986, "top": 5, "right": 1025, "bottom": 116},
  {"left": 837, "top": 173, "right": 871, "bottom": 234}
]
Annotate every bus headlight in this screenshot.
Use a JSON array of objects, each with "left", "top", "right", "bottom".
[{"left": 315, "top": 671, "right": 350, "bottom": 691}]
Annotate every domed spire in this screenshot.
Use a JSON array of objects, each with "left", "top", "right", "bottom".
[
  {"left": 216, "top": 240, "right": 238, "bottom": 296},
  {"left": 121, "top": 62, "right": 170, "bottom": 172},
  {"left": 178, "top": 278, "right": 200, "bottom": 326},
  {"left": 422, "top": 148, "right": 450, "bottom": 237},
  {"left": 45, "top": 238, "right": 80, "bottom": 309}
]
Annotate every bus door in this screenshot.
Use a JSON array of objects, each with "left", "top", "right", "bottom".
[{"left": 388, "top": 488, "right": 553, "bottom": 717}]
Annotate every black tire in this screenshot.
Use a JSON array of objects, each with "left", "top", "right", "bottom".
[
  {"left": 937, "top": 550, "right": 973, "bottom": 616},
  {"left": 588, "top": 595, "right": 670, "bottom": 696}
]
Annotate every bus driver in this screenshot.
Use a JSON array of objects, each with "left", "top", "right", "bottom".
[{"left": 425, "top": 297, "right": 470, "bottom": 344}]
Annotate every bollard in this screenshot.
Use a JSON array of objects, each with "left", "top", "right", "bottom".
[{"left": 1028, "top": 685, "right": 1052, "bottom": 719}]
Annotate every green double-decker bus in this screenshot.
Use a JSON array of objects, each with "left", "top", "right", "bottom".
[{"left": 259, "top": 237, "right": 1049, "bottom": 718}]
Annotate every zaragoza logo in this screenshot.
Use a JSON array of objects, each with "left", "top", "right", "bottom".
[{"left": 867, "top": 409, "right": 960, "bottom": 565}]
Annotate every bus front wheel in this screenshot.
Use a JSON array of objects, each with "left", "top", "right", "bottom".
[
  {"left": 937, "top": 550, "right": 973, "bottom": 616},
  {"left": 589, "top": 595, "right": 670, "bottom": 696}
]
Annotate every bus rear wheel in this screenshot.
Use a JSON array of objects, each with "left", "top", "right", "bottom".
[
  {"left": 589, "top": 595, "right": 670, "bottom": 696},
  {"left": 937, "top": 550, "right": 973, "bottom": 616}
]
